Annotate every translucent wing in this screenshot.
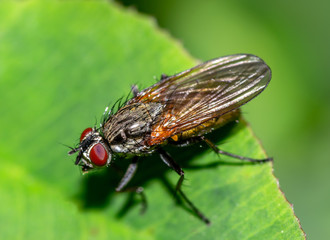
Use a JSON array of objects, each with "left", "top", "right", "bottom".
[{"left": 129, "top": 54, "right": 271, "bottom": 145}]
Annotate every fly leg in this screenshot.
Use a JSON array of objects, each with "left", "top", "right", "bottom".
[
  {"left": 171, "top": 136, "right": 272, "bottom": 162},
  {"left": 115, "top": 156, "right": 147, "bottom": 213},
  {"left": 201, "top": 136, "right": 273, "bottom": 163},
  {"left": 115, "top": 157, "right": 138, "bottom": 191},
  {"left": 158, "top": 148, "right": 211, "bottom": 225}
]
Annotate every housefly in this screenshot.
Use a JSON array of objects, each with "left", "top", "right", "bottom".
[{"left": 68, "top": 54, "right": 272, "bottom": 225}]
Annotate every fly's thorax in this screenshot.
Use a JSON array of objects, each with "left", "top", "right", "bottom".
[{"left": 102, "top": 102, "right": 163, "bottom": 154}]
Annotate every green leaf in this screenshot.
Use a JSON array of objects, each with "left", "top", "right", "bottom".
[{"left": 0, "top": 0, "right": 305, "bottom": 239}]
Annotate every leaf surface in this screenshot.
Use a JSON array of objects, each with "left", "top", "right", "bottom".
[{"left": 0, "top": 1, "right": 305, "bottom": 239}]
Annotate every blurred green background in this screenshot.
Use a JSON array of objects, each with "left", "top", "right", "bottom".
[{"left": 116, "top": 0, "right": 330, "bottom": 239}]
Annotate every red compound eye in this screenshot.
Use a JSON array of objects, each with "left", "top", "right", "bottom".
[
  {"left": 90, "top": 143, "right": 108, "bottom": 166},
  {"left": 80, "top": 128, "right": 93, "bottom": 142}
]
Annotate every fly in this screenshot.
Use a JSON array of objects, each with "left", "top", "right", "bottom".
[{"left": 68, "top": 54, "right": 272, "bottom": 225}]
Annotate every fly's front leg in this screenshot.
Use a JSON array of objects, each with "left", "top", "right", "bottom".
[
  {"left": 201, "top": 136, "right": 273, "bottom": 163},
  {"left": 115, "top": 157, "right": 138, "bottom": 191},
  {"left": 116, "top": 156, "right": 147, "bottom": 213},
  {"left": 158, "top": 148, "right": 210, "bottom": 225}
]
